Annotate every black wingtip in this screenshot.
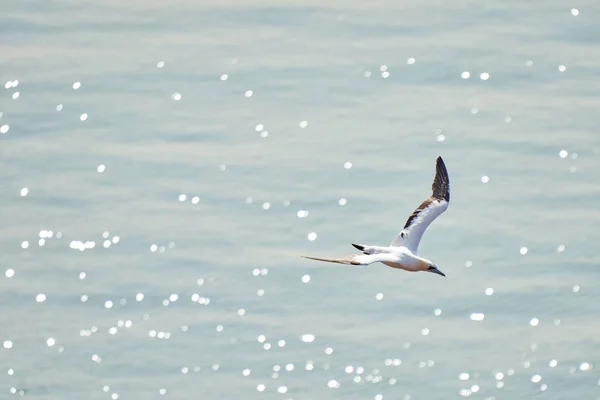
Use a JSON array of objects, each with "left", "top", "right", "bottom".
[
  {"left": 351, "top": 243, "right": 365, "bottom": 251},
  {"left": 433, "top": 156, "right": 450, "bottom": 202}
]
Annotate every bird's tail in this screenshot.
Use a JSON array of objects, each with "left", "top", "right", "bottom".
[{"left": 301, "top": 255, "right": 362, "bottom": 266}]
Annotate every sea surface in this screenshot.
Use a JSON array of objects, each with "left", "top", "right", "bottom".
[{"left": 1, "top": 1, "right": 600, "bottom": 399}]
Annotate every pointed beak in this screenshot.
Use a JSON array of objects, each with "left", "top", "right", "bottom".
[{"left": 429, "top": 266, "right": 446, "bottom": 277}]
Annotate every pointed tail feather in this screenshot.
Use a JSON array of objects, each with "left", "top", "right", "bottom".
[
  {"left": 351, "top": 243, "right": 365, "bottom": 251},
  {"left": 301, "top": 255, "right": 362, "bottom": 266}
]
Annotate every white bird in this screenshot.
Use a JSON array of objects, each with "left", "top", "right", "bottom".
[{"left": 301, "top": 156, "right": 450, "bottom": 277}]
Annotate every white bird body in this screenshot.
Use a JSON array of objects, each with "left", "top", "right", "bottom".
[{"left": 302, "top": 156, "right": 450, "bottom": 277}]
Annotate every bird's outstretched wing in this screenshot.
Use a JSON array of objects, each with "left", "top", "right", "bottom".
[{"left": 390, "top": 156, "right": 450, "bottom": 252}]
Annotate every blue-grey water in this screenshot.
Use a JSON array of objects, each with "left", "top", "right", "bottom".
[{"left": 1, "top": 1, "right": 600, "bottom": 399}]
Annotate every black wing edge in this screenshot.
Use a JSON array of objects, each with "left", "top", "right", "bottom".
[{"left": 432, "top": 156, "right": 450, "bottom": 202}]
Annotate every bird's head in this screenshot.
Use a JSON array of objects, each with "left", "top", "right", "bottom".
[{"left": 421, "top": 259, "right": 445, "bottom": 277}]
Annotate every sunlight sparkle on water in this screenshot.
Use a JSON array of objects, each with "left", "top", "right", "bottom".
[
  {"left": 307, "top": 232, "right": 317, "bottom": 241},
  {"left": 299, "top": 121, "right": 308, "bottom": 128},
  {"left": 520, "top": 247, "right": 528, "bottom": 255},
  {"left": 245, "top": 90, "right": 253, "bottom": 97},
  {"left": 530, "top": 318, "right": 539, "bottom": 326},
  {"left": 302, "top": 274, "right": 311, "bottom": 283},
  {"left": 470, "top": 313, "right": 484, "bottom": 322},
  {"left": 571, "top": 8, "right": 579, "bottom": 16},
  {"left": 5, "top": 269, "right": 14, "bottom": 278},
  {"left": 327, "top": 380, "right": 340, "bottom": 389},
  {"left": 1, "top": 124, "right": 10, "bottom": 134},
  {"left": 481, "top": 176, "right": 489, "bottom": 183},
  {"left": 80, "top": 113, "right": 88, "bottom": 121},
  {"left": 301, "top": 334, "right": 315, "bottom": 343},
  {"left": 461, "top": 71, "right": 471, "bottom": 79},
  {"left": 559, "top": 150, "right": 568, "bottom": 158}
]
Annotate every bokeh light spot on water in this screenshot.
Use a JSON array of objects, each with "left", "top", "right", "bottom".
[
  {"left": 344, "top": 161, "right": 352, "bottom": 169},
  {"left": 520, "top": 247, "right": 528, "bottom": 255},
  {"left": 256, "top": 384, "right": 265, "bottom": 392},
  {"left": 434, "top": 308, "right": 442, "bottom": 316},
  {"left": 302, "top": 274, "right": 311, "bottom": 283},
  {"left": 573, "top": 284, "right": 580, "bottom": 293},
  {"left": 471, "top": 108, "right": 479, "bottom": 115},
  {"left": 20, "top": 187, "right": 28, "bottom": 196},
  {"left": 257, "top": 288, "right": 265, "bottom": 296},
  {"left": 465, "top": 260, "right": 473, "bottom": 268},
  {"left": 255, "top": 124, "right": 264, "bottom": 132},
  {"left": 338, "top": 198, "right": 347, "bottom": 206},
  {"left": 237, "top": 308, "right": 246, "bottom": 316},
  {"left": 381, "top": 71, "right": 390, "bottom": 78},
  {"left": 375, "top": 292, "right": 384, "bottom": 300},
  {"left": 485, "top": 288, "right": 494, "bottom": 296},
  {"left": 72, "top": 82, "right": 81, "bottom": 90},
  {"left": 159, "top": 388, "right": 167, "bottom": 395},
  {"left": 407, "top": 57, "right": 415, "bottom": 64},
  {"left": 12, "top": 92, "right": 19, "bottom": 99},
  {"left": 105, "top": 300, "right": 113, "bottom": 309},
  {"left": 557, "top": 244, "right": 566, "bottom": 252},
  {"left": 5, "top": 269, "right": 15, "bottom": 278},
  {"left": 559, "top": 149, "right": 568, "bottom": 158},
  {"left": 56, "top": 104, "right": 63, "bottom": 111},
  {"left": 363, "top": 71, "right": 372, "bottom": 78},
  {"left": 0, "top": 123, "right": 9, "bottom": 134},
  {"left": 245, "top": 90, "right": 253, "bottom": 97},
  {"left": 36, "top": 293, "right": 46, "bottom": 303},
  {"left": 21, "top": 241, "right": 29, "bottom": 249},
  {"left": 80, "top": 113, "right": 88, "bottom": 121},
  {"left": 480, "top": 72, "right": 490, "bottom": 80},
  {"left": 278, "top": 386, "right": 288, "bottom": 394},
  {"left": 327, "top": 380, "right": 340, "bottom": 389},
  {"left": 325, "top": 347, "right": 333, "bottom": 355},
  {"left": 459, "top": 372, "right": 470, "bottom": 380},
  {"left": 549, "top": 359, "right": 558, "bottom": 368},
  {"left": 571, "top": 8, "right": 579, "bottom": 16},
  {"left": 97, "top": 164, "right": 105, "bottom": 173},
  {"left": 495, "top": 372, "right": 504, "bottom": 380},
  {"left": 580, "top": 362, "right": 592, "bottom": 371},
  {"left": 220, "top": 74, "right": 228, "bottom": 81},
  {"left": 530, "top": 317, "right": 539, "bottom": 326},
  {"left": 307, "top": 232, "right": 317, "bottom": 241},
  {"left": 481, "top": 175, "right": 489, "bottom": 183},
  {"left": 157, "top": 61, "right": 164, "bottom": 68},
  {"left": 136, "top": 293, "right": 144, "bottom": 301},
  {"left": 301, "top": 334, "right": 315, "bottom": 343},
  {"left": 380, "top": 65, "right": 388, "bottom": 72},
  {"left": 531, "top": 374, "right": 542, "bottom": 383},
  {"left": 4, "top": 340, "right": 13, "bottom": 349},
  {"left": 262, "top": 202, "right": 270, "bottom": 210},
  {"left": 299, "top": 120, "right": 308, "bottom": 128},
  {"left": 558, "top": 65, "right": 567, "bottom": 72},
  {"left": 470, "top": 313, "right": 484, "bottom": 322},
  {"left": 461, "top": 71, "right": 471, "bottom": 79},
  {"left": 172, "top": 92, "right": 182, "bottom": 101},
  {"left": 297, "top": 210, "right": 309, "bottom": 218},
  {"left": 421, "top": 328, "right": 430, "bottom": 336}
]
